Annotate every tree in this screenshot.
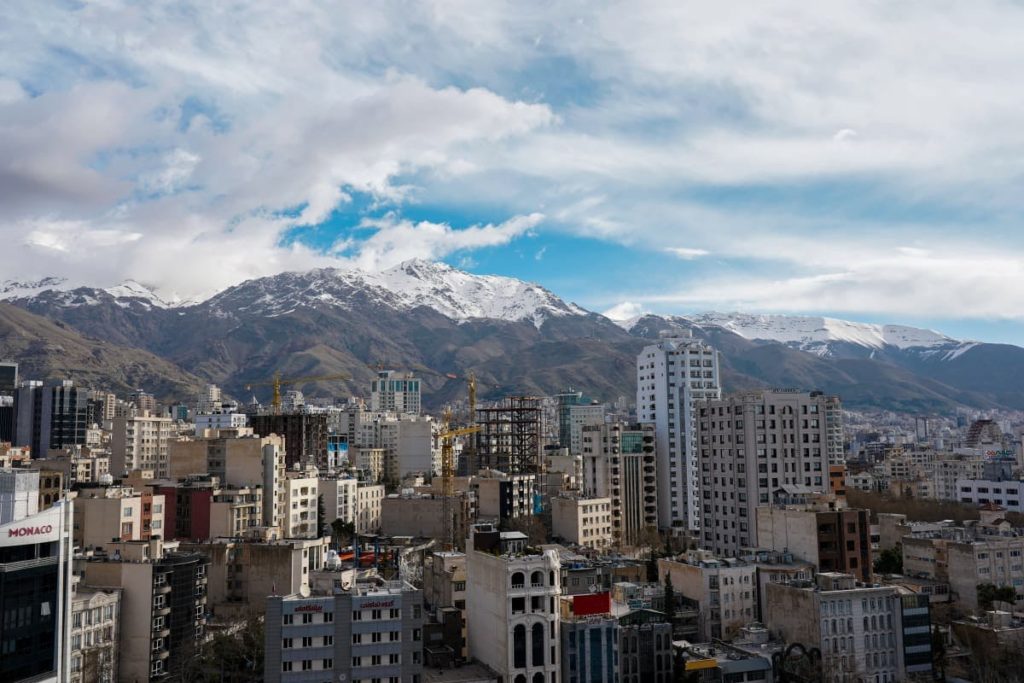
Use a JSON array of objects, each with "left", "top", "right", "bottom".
[
  {"left": 664, "top": 533, "right": 674, "bottom": 558},
  {"left": 316, "top": 494, "right": 326, "bottom": 537},
  {"left": 977, "top": 583, "right": 1016, "bottom": 610},
  {"left": 664, "top": 572, "right": 676, "bottom": 623},
  {"left": 873, "top": 546, "right": 903, "bottom": 574},
  {"left": 331, "top": 518, "right": 355, "bottom": 549},
  {"left": 646, "top": 549, "right": 660, "bottom": 583}
]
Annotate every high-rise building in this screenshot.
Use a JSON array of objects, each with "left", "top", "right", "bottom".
[
  {"left": 554, "top": 389, "right": 584, "bottom": 449},
  {"left": 0, "top": 361, "right": 17, "bottom": 394},
  {"left": 636, "top": 338, "right": 721, "bottom": 530},
  {"left": 195, "top": 384, "right": 223, "bottom": 415},
  {"left": 696, "top": 390, "right": 843, "bottom": 557},
  {"left": 251, "top": 413, "right": 328, "bottom": 469},
  {"left": 582, "top": 422, "right": 658, "bottom": 547},
  {"left": 370, "top": 370, "right": 421, "bottom": 415},
  {"left": 567, "top": 402, "right": 606, "bottom": 456},
  {"left": 0, "top": 472, "right": 74, "bottom": 683},
  {"left": 14, "top": 380, "right": 90, "bottom": 457},
  {"left": 110, "top": 414, "right": 177, "bottom": 478},
  {"left": 466, "top": 524, "right": 562, "bottom": 681}
]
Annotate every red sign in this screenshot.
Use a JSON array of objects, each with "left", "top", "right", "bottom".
[
  {"left": 7, "top": 524, "right": 53, "bottom": 538},
  {"left": 359, "top": 600, "right": 395, "bottom": 609},
  {"left": 294, "top": 604, "right": 324, "bottom": 613},
  {"left": 573, "top": 592, "right": 611, "bottom": 616}
]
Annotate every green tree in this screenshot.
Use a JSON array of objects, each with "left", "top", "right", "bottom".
[
  {"left": 646, "top": 549, "right": 660, "bottom": 583},
  {"left": 331, "top": 518, "right": 355, "bottom": 549},
  {"left": 977, "top": 583, "right": 1016, "bottom": 610},
  {"left": 664, "top": 572, "right": 676, "bottom": 623},
  {"left": 316, "top": 494, "right": 326, "bottom": 537},
  {"left": 873, "top": 546, "right": 903, "bottom": 574}
]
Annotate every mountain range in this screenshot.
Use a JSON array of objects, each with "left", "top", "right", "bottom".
[{"left": 2, "top": 259, "right": 1022, "bottom": 412}]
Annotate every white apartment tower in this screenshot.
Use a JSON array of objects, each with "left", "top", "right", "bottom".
[
  {"left": 636, "top": 337, "right": 721, "bottom": 530},
  {"left": 370, "top": 371, "right": 421, "bottom": 415}
]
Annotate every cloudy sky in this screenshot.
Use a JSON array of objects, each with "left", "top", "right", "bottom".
[{"left": 3, "top": 1, "right": 1024, "bottom": 341}]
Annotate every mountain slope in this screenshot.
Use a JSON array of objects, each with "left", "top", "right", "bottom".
[
  {"left": 5, "top": 264, "right": 1024, "bottom": 412},
  {"left": 0, "top": 303, "right": 205, "bottom": 399}
]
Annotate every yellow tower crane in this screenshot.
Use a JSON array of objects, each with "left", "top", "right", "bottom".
[
  {"left": 244, "top": 372, "right": 351, "bottom": 412},
  {"left": 437, "top": 409, "right": 480, "bottom": 551}
]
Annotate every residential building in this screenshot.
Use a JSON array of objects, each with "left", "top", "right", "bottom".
[
  {"left": 636, "top": 337, "right": 721, "bottom": 530},
  {"left": 932, "top": 455, "right": 986, "bottom": 501},
  {"left": 473, "top": 469, "right": 536, "bottom": 522},
  {"left": 659, "top": 550, "right": 758, "bottom": 641},
  {"left": 756, "top": 502, "right": 873, "bottom": 582},
  {"left": 194, "top": 413, "right": 248, "bottom": 432},
  {"left": 371, "top": 370, "right": 422, "bottom": 415},
  {"left": 956, "top": 478, "right": 1024, "bottom": 512},
  {"left": 284, "top": 471, "right": 320, "bottom": 539},
  {"left": 581, "top": 422, "right": 658, "bottom": 547},
  {"left": 696, "top": 390, "right": 842, "bottom": 557},
  {"left": 567, "top": 402, "right": 606, "bottom": 456},
  {"left": 551, "top": 495, "right": 613, "bottom": 549},
  {"left": 423, "top": 551, "right": 468, "bottom": 661},
  {"left": 83, "top": 541, "right": 209, "bottom": 683},
  {"left": 73, "top": 485, "right": 166, "bottom": 550},
  {"left": 0, "top": 497, "right": 74, "bottom": 682},
  {"left": 466, "top": 524, "right": 562, "bottom": 682},
  {"left": 69, "top": 587, "right": 121, "bottom": 683},
  {"left": 381, "top": 492, "right": 473, "bottom": 546},
  {"left": 355, "top": 447, "right": 386, "bottom": 483},
  {"left": 182, "top": 537, "right": 328, "bottom": 618},
  {"left": 355, "top": 482, "right": 385, "bottom": 534},
  {"left": 319, "top": 475, "right": 358, "bottom": 526},
  {"left": 617, "top": 609, "right": 675, "bottom": 683},
  {"left": 764, "top": 572, "right": 927, "bottom": 683},
  {"left": 111, "top": 413, "right": 176, "bottom": 478},
  {"left": 263, "top": 577, "right": 425, "bottom": 683}
]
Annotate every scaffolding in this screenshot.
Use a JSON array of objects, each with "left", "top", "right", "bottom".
[{"left": 473, "top": 396, "right": 542, "bottom": 475}]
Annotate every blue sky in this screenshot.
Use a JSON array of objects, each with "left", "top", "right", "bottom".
[{"left": 3, "top": 2, "right": 1024, "bottom": 343}]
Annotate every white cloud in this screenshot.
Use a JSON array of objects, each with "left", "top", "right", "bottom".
[
  {"left": 664, "top": 247, "right": 709, "bottom": 260},
  {"left": 602, "top": 301, "right": 647, "bottom": 321},
  {"left": 345, "top": 213, "right": 543, "bottom": 272}
]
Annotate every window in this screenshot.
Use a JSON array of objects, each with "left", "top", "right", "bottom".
[
  {"left": 323, "top": 659, "right": 333, "bottom": 669},
  {"left": 302, "top": 613, "right": 314, "bottom": 624},
  {"left": 283, "top": 638, "right": 293, "bottom": 648},
  {"left": 283, "top": 614, "right": 294, "bottom": 625},
  {"left": 282, "top": 662, "right": 293, "bottom": 672},
  {"left": 302, "top": 636, "right": 312, "bottom": 647},
  {"left": 323, "top": 635, "right": 333, "bottom": 646}
]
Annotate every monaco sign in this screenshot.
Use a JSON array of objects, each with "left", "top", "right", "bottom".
[
  {"left": 0, "top": 506, "right": 63, "bottom": 547},
  {"left": 7, "top": 524, "right": 53, "bottom": 537}
]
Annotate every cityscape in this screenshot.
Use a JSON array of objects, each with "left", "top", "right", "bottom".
[{"left": 5, "top": 2, "right": 1024, "bottom": 683}]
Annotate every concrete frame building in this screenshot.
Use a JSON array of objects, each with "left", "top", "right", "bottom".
[
  {"left": 756, "top": 504, "right": 873, "bottom": 583},
  {"left": 581, "top": 422, "right": 658, "bottom": 547},
  {"left": 73, "top": 485, "right": 166, "bottom": 551},
  {"left": 550, "top": 495, "right": 613, "bottom": 550},
  {"left": 696, "top": 390, "right": 843, "bottom": 557},
  {"left": 659, "top": 550, "right": 757, "bottom": 641},
  {"left": 636, "top": 338, "right": 721, "bottom": 531},
  {"left": 111, "top": 414, "right": 176, "bottom": 479}
]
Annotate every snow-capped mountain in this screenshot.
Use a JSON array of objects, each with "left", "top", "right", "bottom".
[
  {"left": 1, "top": 277, "right": 172, "bottom": 310},
  {"left": 618, "top": 311, "right": 979, "bottom": 361},
  {"left": 204, "top": 259, "right": 587, "bottom": 328}
]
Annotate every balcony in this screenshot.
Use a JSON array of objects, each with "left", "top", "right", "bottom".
[
  {"left": 154, "top": 584, "right": 172, "bottom": 595},
  {"left": 153, "top": 605, "right": 171, "bottom": 617}
]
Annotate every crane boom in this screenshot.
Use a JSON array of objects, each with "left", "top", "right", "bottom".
[
  {"left": 438, "top": 413, "right": 480, "bottom": 551},
  {"left": 245, "top": 372, "right": 351, "bottom": 412}
]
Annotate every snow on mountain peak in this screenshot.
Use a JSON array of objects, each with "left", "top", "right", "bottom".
[
  {"left": 682, "top": 312, "right": 961, "bottom": 352},
  {"left": 103, "top": 280, "right": 171, "bottom": 309},
  {"left": 207, "top": 260, "right": 588, "bottom": 328},
  {"left": 0, "top": 276, "right": 70, "bottom": 300}
]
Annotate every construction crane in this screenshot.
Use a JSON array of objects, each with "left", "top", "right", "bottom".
[
  {"left": 244, "top": 372, "right": 351, "bottom": 412},
  {"left": 437, "top": 409, "right": 480, "bottom": 551}
]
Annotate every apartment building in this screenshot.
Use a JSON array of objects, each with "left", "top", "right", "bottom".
[
  {"left": 473, "top": 469, "right": 536, "bottom": 522},
  {"left": 73, "top": 485, "right": 166, "bottom": 550},
  {"left": 696, "top": 390, "right": 842, "bottom": 557},
  {"left": 319, "top": 476, "right": 358, "bottom": 526},
  {"left": 423, "top": 551, "right": 468, "bottom": 660},
  {"left": 264, "top": 578, "right": 425, "bottom": 683},
  {"left": 559, "top": 592, "right": 619, "bottom": 683},
  {"left": 551, "top": 495, "right": 613, "bottom": 549},
  {"left": 284, "top": 471, "right": 319, "bottom": 539},
  {"left": 764, "top": 573, "right": 929, "bottom": 682},
  {"left": 466, "top": 524, "right": 562, "bottom": 682},
  {"left": 582, "top": 422, "right": 658, "bottom": 547},
  {"left": 756, "top": 503, "right": 873, "bottom": 582},
  {"left": 111, "top": 414, "right": 177, "bottom": 478},
  {"left": 69, "top": 587, "right": 121, "bottom": 683},
  {"left": 636, "top": 338, "right": 721, "bottom": 530},
  {"left": 659, "top": 550, "right": 758, "bottom": 641},
  {"left": 83, "top": 541, "right": 208, "bottom": 682},
  {"left": 371, "top": 370, "right": 422, "bottom": 415},
  {"left": 355, "top": 482, "right": 385, "bottom": 534}
]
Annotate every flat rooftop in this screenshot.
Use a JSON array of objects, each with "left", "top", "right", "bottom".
[{"left": 422, "top": 663, "right": 499, "bottom": 682}]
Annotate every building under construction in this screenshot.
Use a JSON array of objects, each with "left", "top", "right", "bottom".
[{"left": 471, "top": 396, "right": 542, "bottom": 475}]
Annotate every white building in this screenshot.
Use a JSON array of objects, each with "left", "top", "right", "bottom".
[
  {"left": 955, "top": 479, "right": 1024, "bottom": 512},
  {"left": 0, "top": 467, "right": 40, "bottom": 524},
  {"left": 69, "top": 587, "right": 121, "bottom": 683},
  {"left": 194, "top": 413, "right": 248, "bottom": 433},
  {"left": 371, "top": 371, "right": 421, "bottom": 415},
  {"left": 110, "top": 414, "right": 176, "bottom": 479},
  {"left": 551, "top": 496, "right": 613, "bottom": 549},
  {"left": 636, "top": 337, "right": 721, "bottom": 530},
  {"left": 696, "top": 390, "right": 843, "bottom": 557},
  {"left": 567, "top": 403, "right": 606, "bottom": 456},
  {"left": 283, "top": 473, "right": 319, "bottom": 539},
  {"left": 355, "top": 482, "right": 385, "bottom": 534},
  {"left": 466, "top": 525, "right": 562, "bottom": 682},
  {"left": 581, "top": 422, "right": 658, "bottom": 547},
  {"left": 659, "top": 550, "right": 758, "bottom": 641}
]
